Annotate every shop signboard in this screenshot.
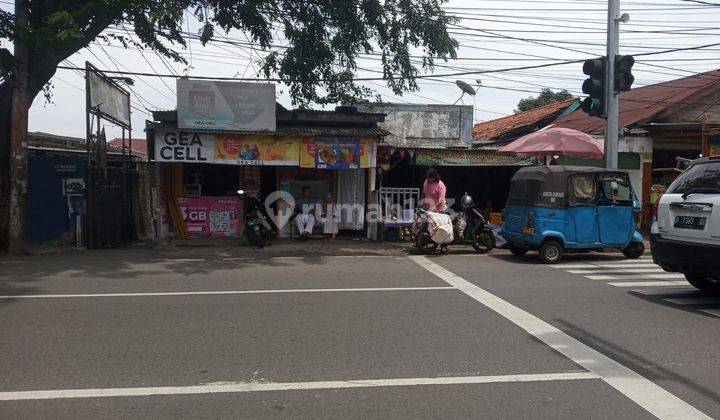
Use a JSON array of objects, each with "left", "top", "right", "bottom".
[
  {"left": 177, "top": 197, "right": 240, "bottom": 237},
  {"left": 415, "top": 150, "right": 531, "bottom": 166},
  {"left": 154, "top": 128, "right": 298, "bottom": 165},
  {"left": 314, "top": 138, "right": 361, "bottom": 169},
  {"left": 177, "top": 79, "right": 276, "bottom": 131}
]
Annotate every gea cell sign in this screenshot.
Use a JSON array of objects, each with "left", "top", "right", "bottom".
[
  {"left": 155, "top": 130, "right": 211, "bottom": 162},
  {"left": 176, "top": 79, "right": 276, "bottom": 132}
]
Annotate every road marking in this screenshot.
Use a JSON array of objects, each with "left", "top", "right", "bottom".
[
  {"left": 607, "top": 281, "right": 688, "bottom": 288},
  {"left": 0, "top": 287, "right": 456, "bottom": 300},
  {"left": 567, "top": 268, "right": 666, "bottom": 274},
  {"left": 153, "top": 258, "right": 206, "bottom": 262},
  {"left": 0, "top": 372, "right": 598, "bottom": 401},
  {"left": 586, "top": 274, "right": 684, "bottom": 281},
  {"left": 552, "top": 263, "right": 658, "bottom": 269},
  {"left": 632, "top": 289, "right": 700, "bottom": 296},
  {"left": 699, "top": 309, "right": 720, "bottom": 318},
  {"left": 663, "top": 297, "right": 720, "bottom": 305},
  {"left": 408, "top": 255, "right": 710, "bottom": 420}
]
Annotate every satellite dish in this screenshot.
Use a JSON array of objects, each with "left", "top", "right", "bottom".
[{"left": 455, "top": 80, "right": 477, "bottom": 96}]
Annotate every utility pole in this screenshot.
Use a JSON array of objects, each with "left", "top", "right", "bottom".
[
  {"left": 604, "top": 0, "right": 620, "bottom": 169},
  {"left": 8, "top": 0, "right": 29, "bottom": 253}
]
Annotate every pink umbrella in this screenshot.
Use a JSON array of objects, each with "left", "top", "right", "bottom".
[{"left": 497, "top": 127, "right": 604, "bottom": 160}]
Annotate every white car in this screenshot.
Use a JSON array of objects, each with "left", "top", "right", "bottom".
[{"left": 651, "top": 157, "right": 720, "bottom": 291}]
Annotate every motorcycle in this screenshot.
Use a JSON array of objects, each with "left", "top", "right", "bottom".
[
  {"left": 412, "top": 193, "right": 495, "bottom": 254},
  {"left": 237, "top": 189, "right": 274, "bottom": 248}
]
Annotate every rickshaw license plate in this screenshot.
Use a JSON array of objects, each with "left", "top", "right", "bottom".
[
  {"left": 674, "top": 216, "right": 706, "bottom": 230},
  {"left": 522, "top": 227, "right": 535, "bottom": 234}
]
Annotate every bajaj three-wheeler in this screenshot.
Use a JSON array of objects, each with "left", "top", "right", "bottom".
[{"left": 501, "top": 166, "right": 645, "bottom": 264}]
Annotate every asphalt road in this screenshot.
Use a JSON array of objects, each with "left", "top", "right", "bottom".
[{"left": 0, "top": 244, "right": 718, "bottom": 419}]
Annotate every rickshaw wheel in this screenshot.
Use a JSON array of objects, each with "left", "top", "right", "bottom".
[
  {"left": 539, "top": 240, "right": 563, "bottom": 264},
  {"left": 621, "top": 241, "right": 645, "bottom": 259}
]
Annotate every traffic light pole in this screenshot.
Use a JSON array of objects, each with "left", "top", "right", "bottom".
[{"left": 604, "top": 0, "right": 620, "bottom": 169}]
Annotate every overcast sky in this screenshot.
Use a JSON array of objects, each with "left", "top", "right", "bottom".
[{"left": 2, "top": 0, "right": 720, "bottom": 140}]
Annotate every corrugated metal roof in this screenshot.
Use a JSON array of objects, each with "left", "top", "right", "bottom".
[
  {"left": 472, "top": 99, "right": 577, "bottom": 142},
  {"left": 146, "top": 122, "right": 388, "bottom": 137},
  {"left": 556, "top": 69, "right": 720, "bottom": 134}
]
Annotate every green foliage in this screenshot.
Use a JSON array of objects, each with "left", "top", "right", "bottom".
[
  {"left": 1, "top": 0, "right": 458, "bottom": 107},
  {"left": 515, "top": 88, "right": 574, "bottom": 113}
]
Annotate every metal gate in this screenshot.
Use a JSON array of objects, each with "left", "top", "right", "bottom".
[{"left": 86, "top": 166, "right": 135, "bottom": 248}]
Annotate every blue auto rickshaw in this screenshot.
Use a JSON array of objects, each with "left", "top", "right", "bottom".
[{"left": 501, "top": 166, "right": 645, "bottom": 263}]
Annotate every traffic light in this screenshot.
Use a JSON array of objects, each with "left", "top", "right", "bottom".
[
  {"left": 615, "top": 55, "right": 635, "bottom": 92},
  {"left": 581, "top": 57, "right": 606, "bottom": 117}
]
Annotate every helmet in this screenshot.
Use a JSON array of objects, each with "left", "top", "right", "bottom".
[{"left": 460, "top": 193, "right": 474, "bottom": 209}]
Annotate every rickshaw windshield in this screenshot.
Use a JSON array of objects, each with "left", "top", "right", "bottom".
[
  {"left": 598, "top": 174, "right": 632, "bottom": 205},
  {"left": 568, "top": 174, "right": 596, "bottom": 206}
]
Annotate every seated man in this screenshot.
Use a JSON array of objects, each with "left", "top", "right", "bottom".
[{"left": 294, "top": 186, "right": 316, "bottom": 240}]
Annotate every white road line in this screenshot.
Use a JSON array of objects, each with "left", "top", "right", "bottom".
[
  {"left": 408, "top": 255, "right": 710, "bottom": 420},
  {"left": 0, "top": 287, "right": 456, "bottom": 300},
  {"left": 0, "top": 372, "right": 597, "bottom": 401},
  {"left": 607, "top": 281, "right": 688, "bottom": 288},
  {"left": 568, "top": 268, "right": 666, "bottom": 274},
  {"left": 586, "top": 274, "right": 685, "bottom": 281},
  {"left": 554, "top": 263, "right": 658, "bottom": 270},
  {"left": 663, "top": 298, "right": 720, "bottom": 305},
  {"left": 699, "top": 309, "right": 720, "bottom": 318},
  {"left": 153, "top": 258, "right": 206, "bottom": 262}
]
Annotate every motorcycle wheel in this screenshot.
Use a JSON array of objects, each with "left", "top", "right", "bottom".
[
  {"left": 473, "top": 229, "right": 495, "bottom": 254},
  {"left": 415, "top": 230, "right": 438, "bottom": 254}
]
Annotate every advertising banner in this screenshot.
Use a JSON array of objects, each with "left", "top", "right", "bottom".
[
  {"left": 154, "top": 129, "right": 214, "bottom": 162},
  {"left": 315, "top": 138, "right": 361, "bottom": 169},
  {"left": 177, "top": 197, "right": 241, "bottom": 237},
  {"left": 214, "top": 135, "right": 298, "bottom": 165},
  {"left": 177, "top": 79, "right": 276, "bottom": 131},
  {"left": 88, "top": 69, "right": 131, "bottom": 127}
]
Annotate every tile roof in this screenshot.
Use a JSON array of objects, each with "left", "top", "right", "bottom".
[
  {"left": 109, "top": 138, "right": 148, "bottom": 157},
  {"left": 472, "top": 99, "right": 577, "bottom": 143},
  {"left": 555, "top": 69, "right": 720, "bottom": 134}
]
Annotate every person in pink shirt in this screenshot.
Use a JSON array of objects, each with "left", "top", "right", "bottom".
[{"left": 422, "top": 168, "right": 447, "bottom": 212}]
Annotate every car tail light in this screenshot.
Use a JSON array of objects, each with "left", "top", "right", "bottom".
[
  {"left": 527, "top": 211, "right": 535, "bottom": 227},
  {"left": 653, "top": 195, "right": 662, "bottom": 221}
]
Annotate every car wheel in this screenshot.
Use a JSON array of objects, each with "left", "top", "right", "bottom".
[
  {"left": 509, "top": 244, "right": 528, "bottom": 257},
  {"left": 539, "top": 240, "right": 563, "bottom": 264},
  {"left": 685, "top": 273, "right": 720, "bottom": 292},
  {"left": 621, "top": 241, "right": 645, "bottom": 259}
]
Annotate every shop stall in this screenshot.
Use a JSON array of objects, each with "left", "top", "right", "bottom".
[{"left": 148, "top": 110, "right": 384, "bottom": 241}]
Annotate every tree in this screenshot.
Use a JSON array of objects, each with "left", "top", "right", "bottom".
[
  {"left": 0, "top": 0, "right": 458, "bottom": 253},
  {"left": 515, "top": 88, "right": 574, "bottom": 113}
]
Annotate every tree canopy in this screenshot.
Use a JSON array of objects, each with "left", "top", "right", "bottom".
[
  {"left": 0, "top": 0, "right": 459, "bottom": 106},
  {"left": 515, "top": 88, "right": 574, "bottom": 114}
]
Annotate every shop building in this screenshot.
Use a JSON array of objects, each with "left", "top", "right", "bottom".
[{"left": 147, "top": 105, "right": 387, "bottom": 241}]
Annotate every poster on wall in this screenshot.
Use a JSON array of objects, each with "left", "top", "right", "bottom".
[
  {"left": 177, "top": 197, "right": 241, "bottom": 237},
  {"left": 315, "top": 138, "right": 361, "bottom": 169},
  {"left": 177, "top": 79, "right": 276, "bottom": 131}
]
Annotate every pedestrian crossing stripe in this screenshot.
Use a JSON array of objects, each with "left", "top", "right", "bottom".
[
  {"left": 586, "top": 274, "right": 684, "bottom": 280},
  {"left": 607, "top": 281, "right": 688, "bottom": 287},
  {"left": 567, "top": 268, "right": 666, "bottom": 274}
]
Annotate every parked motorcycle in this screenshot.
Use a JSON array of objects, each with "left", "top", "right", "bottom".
[
  {"left": 412, "top": 193, "right": 495, "bottom": 254},
  {"left": 237, "top": 189, "right": 274, "bottom": 248}
]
